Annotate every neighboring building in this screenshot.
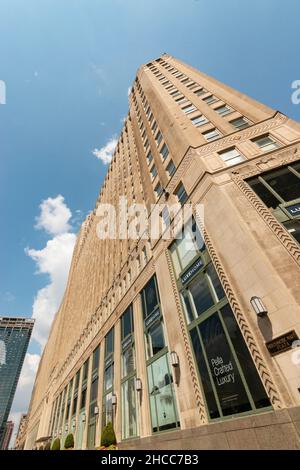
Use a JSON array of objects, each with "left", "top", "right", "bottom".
[
  {"left": 0, "top": 317, "right": 34, "bottom": 448},
  {"left": 14, "top": 414, "right": 28, "bottom": 450},
  {"left": 25, "top": 55, "right": 300, "bottom": 450},
  {"left": 1, "top": 421, "right": 14, "bottom": 450}
]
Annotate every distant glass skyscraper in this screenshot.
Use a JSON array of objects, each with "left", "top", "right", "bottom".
[{"left": 0, "top": 317, "right": 34, "bottom": 448}]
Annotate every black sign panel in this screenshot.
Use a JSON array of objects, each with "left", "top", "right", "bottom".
[
  {"left": 180, "top": 258, "right": 203, "bottom": 285},
  {"left": 285, "top": 202, "right": 300, "bottom": 218},
  {"left": 266, "top": 330, "right": 299, "bottom": 356}
]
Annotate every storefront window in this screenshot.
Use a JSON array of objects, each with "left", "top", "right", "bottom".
[
  {"left": 170, "top": 218, "right": 272, "bottom": 421},
  {"left": 102, "top": 328, "right": 114, "bottom": 431},
  {"left": 121, "top": 305, "right": 138, "bottom": 440},
  {"left": 247, "top": 162, "right": 300, "bottom": 244},
  {"left": 86, "top": 347, "right": 100, "bottom": 449},
  {"left": 141, "top": 275, "right": 180, "bottom": 433}
]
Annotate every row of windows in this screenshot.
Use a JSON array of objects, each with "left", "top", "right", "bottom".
[
  {"left": 147, "top": 61, "right": 252, "bottom": 142},
  {"left": 133, "top": 82, "right": 177, "bottom": 199}
]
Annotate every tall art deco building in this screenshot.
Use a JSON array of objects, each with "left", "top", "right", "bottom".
[{"left": 25, "top": 55, "right": 300, "bottom": 450}]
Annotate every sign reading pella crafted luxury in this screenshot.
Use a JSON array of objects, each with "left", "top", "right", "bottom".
[{"left": 24, "top": 55, "right": 300, "bottom": 450}]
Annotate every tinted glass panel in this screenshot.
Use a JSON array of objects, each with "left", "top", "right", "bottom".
[
  {"left": 221, "top": 304, "right": 271, "bottom": 409},
  {"left": 247, "top": 178, "right": 280, "bottom": 209},
  {"left": 264, "top": 168, "right": 300, "bottom": 201},
  {"left": 199, "top": 313, "right": 252, "bottom": 416},
  {"left": 190, "top": 328, "right": 220, "bottom": 419},
  {"left": 189, "top": 276, "right": 214, "bottom": 316}
]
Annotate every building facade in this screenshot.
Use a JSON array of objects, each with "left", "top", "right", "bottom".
[
  {"left": 0, "top": 317, "right": 34, "bottom": 448},
  {"left": 0, "top": 317, "right": 34, "bottom": 445},
  {"left": 1, "top": 421, "right": 14, "bottom": 450},
  {"left": 25, "top": 55, "right": 300, "bottom": 450},
  {"left": 14, "top": 414, "right": 28, "bottom": 450}
]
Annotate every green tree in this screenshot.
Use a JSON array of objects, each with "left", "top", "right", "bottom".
[
  {"left": 51, "top": 438, "right": 61, "bottom": 450},
  {"left": 100, "top": 422, "right": 117, "bottom": 447},
  {"left": 64, "top": 433, "right": 74, "bottom": 449}
]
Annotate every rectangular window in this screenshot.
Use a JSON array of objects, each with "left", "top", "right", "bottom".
[
  {"left": 121, "top": 305, "right": 134, "bottom": 341},
  {"left": 105, "top": 329, "right": 114, "bottom": 357},
  {"left": 176, "top": 97, "right": 188, "bottom": 104},
  {"left": 191, "top": 115, "right": 208, "bottom": 127},
  {"left": 151, "top": 121, "right": 158, "bottom": 133},
  {"left": 175, "top": 182, "right": 188, "bottom": 205},
  {"left": 194, "top": 88, "right": 206, "bottom": 96},
  {"left": 160, "top": 143, "right": 169, "bottom": 160},
  {"left": 215, "top": 105, "right": 232, "bottom": 116},
  {"left": 146, "top": 151, "right": 153, "bottom": 165},
  {"left": 155, "top": 131, "right": 162, "bottom": 145},
  {"left": 154, "top": 182, "right": 163, "bottom": 198},
  {"left": 141, "top": 276, "right": 160, "bottom": 319},
  {"left": 203, "top": 95, "right": 219, "bottom": 105},
  {"left": 218, "top": 147, "right": 245, "bottom": 166},
  {"left": 230, "top": 117, "right": 250, "bottom": 130},
  {"left": 166, "top": 159, "right": 176, "bottom": 177},
  {"left": 252, "top": 135, "right": 280, "bottom": 152},
  {"left": 92, "top": 346, "right": 100, "bottom": 372},
  {"left": 182, "top": 104, "right": 197, "bottom": 114},
  {"left": 150, "top": 165, "right": 157, "bottom": 180},
  {"left": 202, "top": 129, "right": 221, "bottom": 142}
]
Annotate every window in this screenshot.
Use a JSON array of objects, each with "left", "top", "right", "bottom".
[
  {"left": 170, "top": 218, "right": 205, "bottom": 277},
  {"left": 246, "top": 162, "right": 300, "bottom": 244},
  {"left": 141, "top": 276, "right": 159, "bottom": 319},
  {"left": 150, "top": 165, "right": 157, "bottom": 180},
  {"left": 92, "top": 346, "right": 100, "bottom": 371},
  {"left": 218, "top": 147, "right": 245, "bottom": 166},
  {"left": 230, "top": 117, "right": 250, "bottom": 130},
  {"left": 160, "top": 143, "right": 169, "bottom": 160},
  {"left": 146, "top": 151, "right": 153, "bottom": 165},
  {"left": 175, "top": 182, "right": 188, "bottom": 205},
  {"left": 155, "top": 182, "right": 163, "bottom": 198},
  {"left": 155, "top": 131, "right": 162, "bottom": 145},
  {"left": 252, "top": 135, "right": 280, "bottom": 152},
  {"left": 105, "top": 329, "right": 114, "bottom": 357},
  {"left": 191, "top": 115, "right": 208, "bottom": 127},
  {"left": 203, "top": 95, "right": 218, "bottom": 105},
  {"left": 151, "top": 121, "right": 158, "bottom": 133},
  {"left": 181, "top": 77, "right": 189, "bottom": 84},
  {"left": 145, "top": 321, "right": 165, "bottom": 358},
  {"left": 162, "top": 206, "right": 170, "bottom": 227},
  {"left": 215, "top": 105, "right": 232, "bottom": 116},
  {"left": 166, "top": 159, "right": 176, "bottom": 177},
  {"left": 170, "top": 89, "right": 179, "bottom": 95},
  {"left": 194, "top": 88, "right": 206, "bottom": 96},
  {"left": 182, "top": 104, "right": 197, "bottom": 114},
  {"left": 121, "top": 305, "right": 133, "bottom": 341},
  {"left": 169, "top": 218, "right": 271, "bottom": 421},
  {"left": 202, "top": 129, "right": 221, "bottom": 142}
]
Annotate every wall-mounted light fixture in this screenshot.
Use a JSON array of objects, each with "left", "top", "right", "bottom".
[
  {"left": 59, "top": 429, "right": 62, "bottom": 436},
  {"left": 250, "top": 296, "right": 268, "bottom": 318},
  {"left": 65, "top": 424, "right": 68, "bottom": 432},
  {"left": 82, "top": 413, "right": 86, "bottom": 423},
  {"left": 112, "top": 394, "right": 117, "bottom": 406},
  {"left": 170, "top": 351, "right": 179, "bottom": 367},
  {"left": 135, "top": 378, "right": 142, "bottom": 392},
  {"left": 94, "top": 406, "right": 99, "bottom": 415}
]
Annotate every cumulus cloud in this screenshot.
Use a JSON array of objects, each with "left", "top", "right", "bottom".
[
  {"left": 35, "top": 195, "right": 72, "bottom": 236},
  {"left": 26, "top": 195, "right": 77, "bottom": 347},
  {"left": 26, "top": 232, "right": 76, "bottom": 347},
  {"left": 8, "top": 353, "right": 40, "bottom": 448},
  {"left": 92, "top": 136, "right": 117, "bottom": 164}
]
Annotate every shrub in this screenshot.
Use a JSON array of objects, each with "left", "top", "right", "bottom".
[
  {"left": 44, "top": 442, "right": 51, "bottom": 450},
  {"left": 64, "top": 433, "right": 74, "bottom": 449},
  {"left": 100, "top": 422, "right": 116, "bottom": 447},
  {"left": 51, "top": 438, "right": 61, "bottom": 450}
]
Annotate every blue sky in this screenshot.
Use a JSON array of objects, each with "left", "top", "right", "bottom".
[{"left": 0, "top": 0, "right": 299, "bottom": 434}]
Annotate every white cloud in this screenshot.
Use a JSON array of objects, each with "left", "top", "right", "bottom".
[
  {"left": 26, "top": 232, "right": 76, "bottom": 347},
  {"left": 92, "top": 136, "right": 117, "bottom": 164},
  {"left": 8, "top": 353, "right": 40, "bottom": 448},
  {"left": 35, "top": 195, "right": 72, "bottom": 236},
  {"left": 26, "top": 195, "right": 77, "bottom": 348}
]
